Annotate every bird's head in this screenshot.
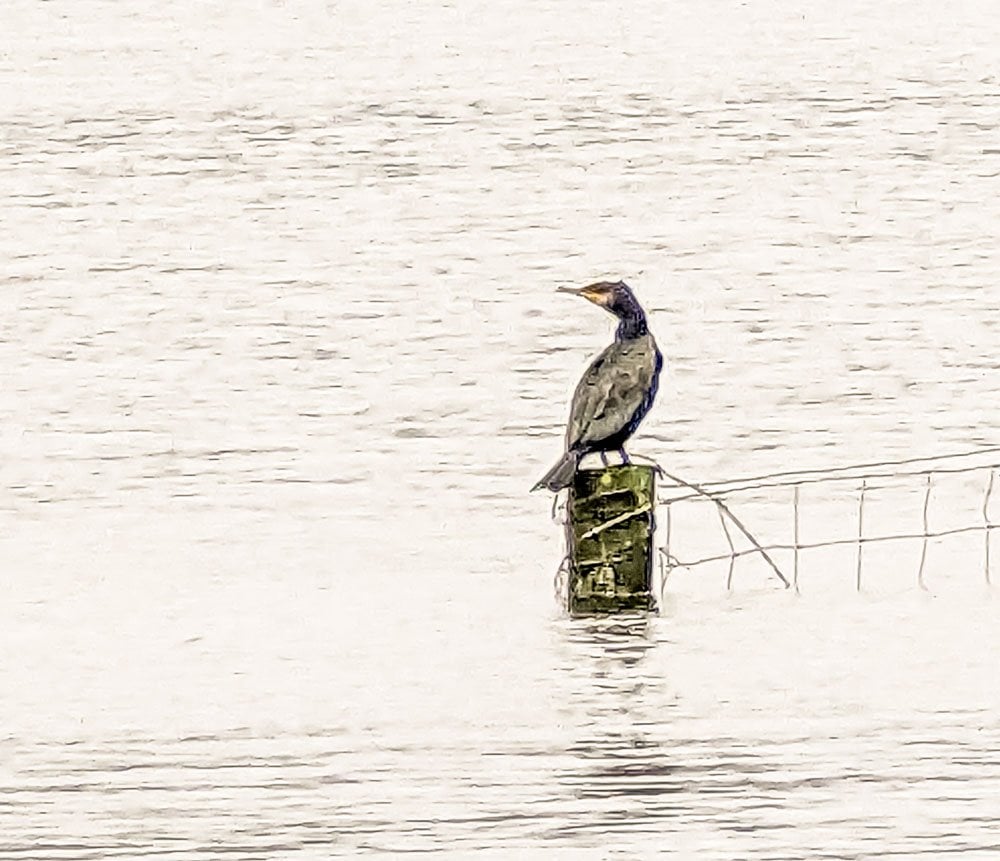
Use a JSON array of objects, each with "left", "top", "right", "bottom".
[{"left": 558, "top": 280, "right": 638, "bottom": 318}]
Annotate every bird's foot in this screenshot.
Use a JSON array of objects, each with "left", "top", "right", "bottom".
[{"left": 619, "top": 448, "right": 631, "bottom": 465}]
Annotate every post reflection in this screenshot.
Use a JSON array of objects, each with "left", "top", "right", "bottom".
[
  {"left": 553, "top": 616, "right": 679, "bottom": 804},
  {"left": 548, "top": 614, "right": 769, "bottom": 841}
]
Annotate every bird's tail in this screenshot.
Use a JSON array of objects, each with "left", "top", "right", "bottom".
[{"left": 531, "top": 450, "right": 581, "bottom": 493}]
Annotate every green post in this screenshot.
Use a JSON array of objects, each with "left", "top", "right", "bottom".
[{"left": 565, "top": 464, "right": 656, "bottom": 615}]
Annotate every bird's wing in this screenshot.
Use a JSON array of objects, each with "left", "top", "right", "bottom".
[{"left": 566, "top": 340, "right": 657, "bottom": 448}]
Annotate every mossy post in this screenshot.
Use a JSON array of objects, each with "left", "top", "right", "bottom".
[{"left": 565, "top": 463, "right": 656, "bottom": 615}]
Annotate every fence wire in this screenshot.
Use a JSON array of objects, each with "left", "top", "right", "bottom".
[{"left": 657, "top": 447, "right": 1000, "bottom": 592}]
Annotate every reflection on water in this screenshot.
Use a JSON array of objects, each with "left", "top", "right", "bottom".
[
  {"left": 558, "top": 617, "right": 675, "bottom": 815},
  {"left": 4, "top": 0, "right": 1000, "bottom": 856},
  {"left": 2, "top": 601, "right": 999, "bottom": 856}
]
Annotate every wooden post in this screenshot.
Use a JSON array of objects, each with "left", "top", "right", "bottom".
[{"left": 565, "top": 463, "right": 656, "bottom": 615}]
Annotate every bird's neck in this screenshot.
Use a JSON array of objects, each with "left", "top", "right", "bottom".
[{"left": 615, "top": 304, "right": 648, "bottom": 340}]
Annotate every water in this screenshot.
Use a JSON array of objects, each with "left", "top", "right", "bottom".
[{"left": 3, "top": 1, "right": 1000, "bottom": 856}]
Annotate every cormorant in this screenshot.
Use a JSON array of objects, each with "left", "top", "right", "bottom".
[{"left": 532, "top": 280, "right": 663, "bottom": 493}]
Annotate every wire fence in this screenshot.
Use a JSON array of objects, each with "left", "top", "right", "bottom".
[{"left": 657, "top": 446, "right": 1000, "bottom": 593}]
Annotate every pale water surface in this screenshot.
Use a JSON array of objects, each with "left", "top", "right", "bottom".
[{"left": 2, "top": 1, "right": 1000, "bottom": 857}]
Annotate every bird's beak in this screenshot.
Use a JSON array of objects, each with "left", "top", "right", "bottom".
[{"left": 558, "top": 285, "right": 606, "bottom": 306}]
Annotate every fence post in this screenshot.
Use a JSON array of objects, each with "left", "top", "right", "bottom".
[
  {"left": 855, "top": 480, "right": 867, "bottom": 592},
  {"left": 793, "top": 484, "right": 801, "bottom": 594},
  {"left": 565, "top": 463, "right": 656, "bottom": 615},
  {"left": 984, "top": 470, "right": 995, "bottom": 586}
]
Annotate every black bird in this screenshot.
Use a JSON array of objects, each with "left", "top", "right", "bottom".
[{"left": 532, "top": 280, "right": 663, "bottom": 492}]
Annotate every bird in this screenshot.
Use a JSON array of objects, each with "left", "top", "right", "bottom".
[{"left": 532, "top": 280, "right": 663, "bottom": 493}]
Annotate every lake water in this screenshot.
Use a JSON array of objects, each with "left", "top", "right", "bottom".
[{"left": 3, "top": 1, "right": 1000, "bottom": 856}]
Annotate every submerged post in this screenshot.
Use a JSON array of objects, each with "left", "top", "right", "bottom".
[{"left": 565, "top": 463, "right": 656, "bottom": 615}]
